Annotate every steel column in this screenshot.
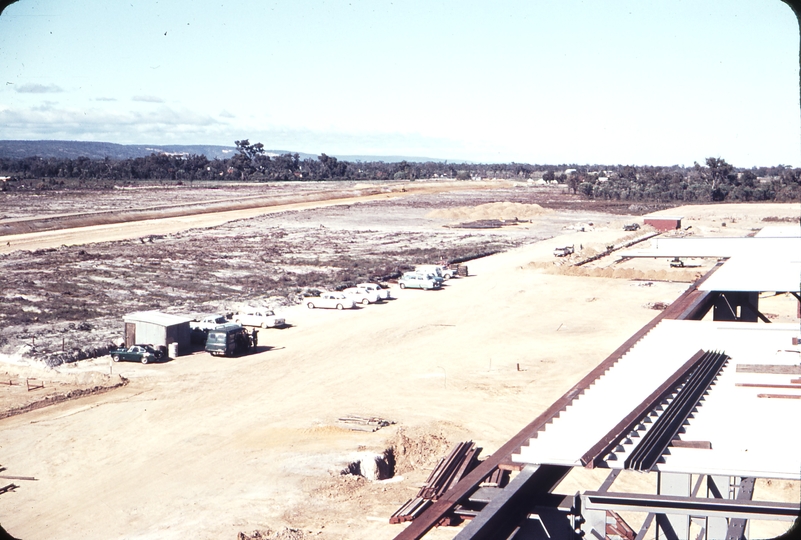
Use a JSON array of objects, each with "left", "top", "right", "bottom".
[
  {"left": 658, "top": 473, "right": 692, "bottom": 540},
  {"left": 725, "top": 477, "right": 754, "bottom": 540}
]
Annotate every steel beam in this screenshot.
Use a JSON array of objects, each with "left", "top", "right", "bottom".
[
  {"left": 725, "top": 477, "right": 755, "bottom": 540},
  {"left": 451, "top": 464, "right": 571, "bottom": 540},
  {"left": 634, "top": 513, "right": 656, "bottom": 540},
  {"left": 598, "top": 469, "right": 621, "bottom": 493},
  {"left": 676, "top": 290, "right": 719, "bottom": 321},
  {"left": 582, "top": 491, "right": 799, "bottom": 521}
]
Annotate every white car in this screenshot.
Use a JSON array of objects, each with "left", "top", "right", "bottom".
[
  {"left": 234, "top": 309, "right": 286, "bottom": 328},
  {"left": 192, "top": 314, "right": 229, "bottom": 331},
  {"left": 343, "top": 287, "right": 381, "bottom": 305},
  {"left": 356, "top": 282, "right": 392, "bottom": 300},
  {"left": 305, "top": 292, "right": 357, "bottom": 310}
]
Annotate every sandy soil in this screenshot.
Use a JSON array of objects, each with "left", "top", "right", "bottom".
[{"left": 0, "top": 188, "right": 798, "bottom": 540}]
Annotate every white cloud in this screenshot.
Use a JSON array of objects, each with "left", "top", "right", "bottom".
[
  {"left": 94, "top": 97, "right": 117, "bottom": 102},
  {"left": 131, "top": 95, "right": 164, "bottom": 103},
  {"left": 15, "top": 83, "right": 63, "bottom": 94},
  {"left": 0, "top": 104, "right": 225, "bottom": 144}
]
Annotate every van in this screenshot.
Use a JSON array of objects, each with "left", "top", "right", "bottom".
[
  {"left": 205, "top": 324, "right": 252, "bottom": 356},
  {"left": 399, "top": 272, "right": 441, "bottom": 290}
]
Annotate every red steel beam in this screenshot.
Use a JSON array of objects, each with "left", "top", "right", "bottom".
[{"left": 736, "top": 383, "right": 801, "bottom": 389}]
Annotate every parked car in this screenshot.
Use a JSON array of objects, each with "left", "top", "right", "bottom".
[
  {"left": 553, "top": 245, "right": 575, "bottom": 257},
  {"left": 305, "top": 292, "right": 357, "bottom": 310},
  {"left": 398, "top": 272, "right": 441, "bottom": 290},
  {"left": 623, "top": 223, "right": 641, "bottom": 231},
  {"left": 356, "top": 282, "right": 392, "bottom": 300},
  {"left": 110, "top": 344, "right": 161, "bottom": 364},
  {"left": 234, "top": 309, "right": 286, "bottom": 328},
  {"left": 191, "top": 314, "right": 229, "bottom": 331},
  {"left": 343, "top": 287, "right": 381, "bottom": 305}
]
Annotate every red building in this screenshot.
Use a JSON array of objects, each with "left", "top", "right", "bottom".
[{"left": 644, "top": 215, "right": 682, "bottom": 231}]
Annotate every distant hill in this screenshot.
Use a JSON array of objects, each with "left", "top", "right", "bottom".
[
  {"left": 0, "top": 140, "right": 239, "bottom": 160},
  {"left": 334, "top": 154, "right": 469, "bottom": 164},
  {"left": 0, "top": 140, "right": 469, "bottom": 164}
]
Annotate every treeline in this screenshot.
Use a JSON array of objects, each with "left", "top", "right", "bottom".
[
  {"left": 0, "top": 140, "right": 798, "bottom": 203},
  {"left": 558, "top": 158, "right": 800, "bottom": 203}
]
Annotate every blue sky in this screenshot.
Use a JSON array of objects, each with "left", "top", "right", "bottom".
[{"left": 0, "top": 0, "right": 798, "bottom": 166}]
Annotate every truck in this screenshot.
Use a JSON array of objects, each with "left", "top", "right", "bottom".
[
  {"left": 553, "top": 245, "right": 575, "bottom": 257},
  {"left": 204, "top": 324, "right": 253, "bottom": 356}
]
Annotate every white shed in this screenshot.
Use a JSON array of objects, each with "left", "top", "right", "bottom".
[{"left": 123, "top": 311, "right": 192, "bottom": 355}]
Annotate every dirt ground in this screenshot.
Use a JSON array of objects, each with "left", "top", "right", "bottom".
[{"left": 0, "top": 181, "right": 798, "bottom": 540}]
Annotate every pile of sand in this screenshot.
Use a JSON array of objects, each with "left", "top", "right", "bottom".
[
  {"left": 528, "top": 261, "right": 702, "bottom": 282},
  {"left": 387, "top": 424, "right": 457, "bottom": 475},
  {"left": 427, "top": 202, "right": 552, "bottom": 222}
]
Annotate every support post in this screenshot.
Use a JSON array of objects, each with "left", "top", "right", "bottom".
[
  {"left": 725, "top": 477, "right": 755, "bottom": 540},
  {"left": 658, "top": 472, "right": 691, "bottom": 540},
  {"left": 707, "top": 475, "right": 731, "bottom": 540}
]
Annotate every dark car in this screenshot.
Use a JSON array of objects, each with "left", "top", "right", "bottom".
[{"left": 110, "top": 344, "right": 162, "bottom": 364}]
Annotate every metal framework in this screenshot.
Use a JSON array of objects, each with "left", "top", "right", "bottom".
[{"left": 389, "top": 258, "right": 801, "bottom": 540}]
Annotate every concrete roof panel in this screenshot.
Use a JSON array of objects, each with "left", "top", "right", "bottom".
[
  {"left": 755, "top": 225, "right": 801, "bottom": 238},
  {"left": 699, "top": 257, "right": 801, "bottom": 292},
  {"left": 513, "top": 320, "right": 801, "bottom": 479},
  {"left": 621, "top": 236, "right": 801, "bottom": 258}
]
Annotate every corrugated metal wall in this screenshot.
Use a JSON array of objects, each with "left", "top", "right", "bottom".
[{"left": 132, "top": 321, "right": 167, "bottom": 347}]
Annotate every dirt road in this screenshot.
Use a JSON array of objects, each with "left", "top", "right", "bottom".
[
  {"left": 0, "top": 192, "right": 400, "bottom": 254},
  {"left": 0, "top": 180, "right": 510, "bottom": 252}
]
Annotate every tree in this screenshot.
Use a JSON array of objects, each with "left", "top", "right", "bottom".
[
  {"left": 704, "top": 157, "right": 734, "bottom": 190},
  {"left": 567, "top": 172, "right": 580, "bottom": 194},
  {"left": 234, "top": 139, "right": 265, "bottom": 162},
  {"left": 232, "top": 139, "right": 269, "bottom": 178}
]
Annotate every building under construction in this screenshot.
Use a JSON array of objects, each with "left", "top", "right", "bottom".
[{"left": 391, "top": 226, "right": 801, "bottom": 540}]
